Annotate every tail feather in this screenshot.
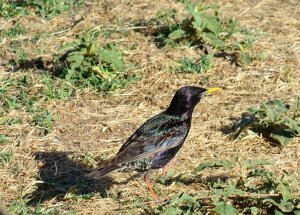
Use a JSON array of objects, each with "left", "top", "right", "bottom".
[{"left": 86, "top": 165, "right": 121, "bottom": 179}]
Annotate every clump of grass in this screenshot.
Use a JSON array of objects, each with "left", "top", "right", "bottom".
[
  {"left": 0, "top": 151, "right": 12, "bottom": 165},
  {"left": 27, "top": 0, "right": 83, "bottom": 19},
  {"left": 0, "top": 74, "right": 73, "bottom": 135},
  {"left": 0, "top": 75, "right": 73, "bottom": 113},
  {"left": 0, "top": 135, "right": 8, "bottom": 144},
  {"left": 233, "top": 97, "right": 300, "bottom": 146},
  {"left": 32, "top": 111, "right": 52, "bottom": 136},
  {"left": 42, "top": 75, "right": 73, "bottom": 100},
  {"left": 2, "top": 23, "right": 25, "bottom": 38},
  {"left": 8, "top": 191, "right": 65, "bottom": 214},
  {"left": 0, "top": 1, "right": 28, "bottom": 18},
  {"left": 0, "top": 0, "right": 82, "bottom": 19},
  {"left": 56, "top": 32, "right": 136, "bottom": 91},
  {"left": 175, "top": 54, "right": 213, "bottom": 73}
]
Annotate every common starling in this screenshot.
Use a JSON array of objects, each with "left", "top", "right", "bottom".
[{"left": 86, "top": 86, "right": 221, "bottom": 200}]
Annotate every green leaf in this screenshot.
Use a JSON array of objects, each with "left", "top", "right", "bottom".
[
  {"left": 277, "top": 181, "right": 293, "bottom": 201},
  {"left": 274, "top": 210, "right": 284, "bottom": 215},
  {"left": 200, "top": 13, "right": 221, "bottom": 35},
  {"left": 242, "top": 159, "right": 274, "bottom": 169},
  {"left": 250, "top": 207, "right": 262, "bottom": 215},
  {"left": 247, "top": 169, "right": 274, "bottom": 181},
  {"left": 185, "top": 3, "right": 202, "bottom": 27},
  {"left": 265, "top": 100, "right": 289, "bottom": 113},
  {"left": 247, "top": 107, "right": 259, "bottom": 115},
  {"left": 263, "top": 103, "right": 276, "bottom": 122},
  {"left": 57, "top": 41, "right": 79, "bottom": 52},
  {"left": 98, "top": 46, "right": 124, "bottom": 71},
  {"left": 195, "top": 160, "right": 236, "bottom": 171},
  {"left": 168, "top": 29, "right": 186, "bottom": 40},
  {"left": 294, "top": 210, "right": 300, "bottom": 215},
  {"left": 270, "top": 132, "right": 292, "bottom": 146},
  {"left": 214, "top": 201, "right": 238, "bottom": 215},
  {"left": 160, "top": 207, "right": 182, "bottom": 215},
  {"left": 201, "top": 32, "right": 225, "bottom": 47},
  {"left": 263, "top": 199, "right": 294, "bottom": 213},
  {"left": 212, "top": 185, "right": 245, "bottom": 197},
  {"left": 0, "top": 135, "right": 8, "bottom": 143},
  {"left": 69, "top": 61, "right": 82, "bottom": 70},
  {"left": 238, "top": 52, "right": 252, "bottom": 65},
  {"left": 232, "top": 115, "right": 256, "bottom": 139},
  {"left": 283, "top": 118, "right": 300, "bottom": 134},
  {"left": 175, "top": 192, "right": 200, "bottom": 207},
  {"left": 66, "top": 53, "right": 84, "bottom": 62}
]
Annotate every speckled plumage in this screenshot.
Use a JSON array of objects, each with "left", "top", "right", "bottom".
[{"left": 86, "top": 86, "right": 209, "bottom": 179}]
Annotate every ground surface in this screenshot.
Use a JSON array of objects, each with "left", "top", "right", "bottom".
[{"left": 0, "top": 0, "right": 300, "bottom": 214}]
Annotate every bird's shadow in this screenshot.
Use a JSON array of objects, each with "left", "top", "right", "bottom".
[
  {"left": 25, "top": 151, "right": 116, "bottom": 206},
  {"left": 26, "top": 151, "right": 234, "bottom": 206}
]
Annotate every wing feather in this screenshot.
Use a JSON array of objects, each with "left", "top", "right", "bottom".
[{"left": 111, "top": 113, "right": 189, "bottom": 165}]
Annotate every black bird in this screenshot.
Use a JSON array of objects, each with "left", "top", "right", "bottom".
[{"left": 86, "top": 86, "right": 221, "bottom": 200}]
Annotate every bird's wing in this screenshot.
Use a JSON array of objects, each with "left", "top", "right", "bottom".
[{"left": 107, "top": 113, "right": 189, "bottom": 166}]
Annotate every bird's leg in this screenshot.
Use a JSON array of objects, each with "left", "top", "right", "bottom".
[{"left": 144, "top": 172, "right": 158, "bottom": 201}]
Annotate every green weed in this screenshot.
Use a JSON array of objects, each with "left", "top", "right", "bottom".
[
  {"left": 158, "top": 1, "right": 259, "bottom": 71},
  {"left": 154, "top": 192, "right": 201, "bottom": 214},
  {"left": 0, "top": 0, "right": 82, "bottom": 19},
  {"left": 42, "top": 75, "right": 73, "bottom": 100},
  {"left": 64, "top": 191, "right": 93, "bottom": 200},
  {"left": 155, "top": 9, "right": 182, "bottom": 47},
  {"left": 283, "top": 65, "right": 292, "bottom": 83},
  {"left": 0, "top": 76, "right": 36, "bottom": 113},
  {"left": 2, "top": 23, "right": 25, "bottom": 38},
  {"left": 161, "top": 2, "right": 240, "bottom": 49},
  {"left": 28, "top": 0, "right": 83, "bottom": 19},
  {"left": 153, "top": 159, "right": 300, "bottom": 214},
  {"left": 0, "top": 135, "right": 8, "bottom": 144},
  {"left": 176, "top": 54, "right": 213, "bottom": 73},
  {"left": 157, "top": 170, "right": 182, "bottom": 186},
  {"left": 8, "top": 192, "right": 67, "bottom": 215},
  {"left": 233, "top": 98, "right": 300, "bottom": 146},
  {"left": 56, "top": 32, "right": 135, "bottom": 91},
  {"left": 14, "top": 48, "right": 28, "bottom": 65},
  {"left": 0, "top": 150, "right": 12, "bottom": 165},
  {"left": 32, "top": 111, "right": 52, "bottom": 135}
]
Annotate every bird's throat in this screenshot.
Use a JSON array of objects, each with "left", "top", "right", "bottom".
[{"left": 180, "top": 108, "right": 194, "bottom": 121}]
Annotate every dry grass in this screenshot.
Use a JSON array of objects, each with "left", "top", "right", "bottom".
[{"left": 0, "top": 0, "right": 300, "bottom": 214}]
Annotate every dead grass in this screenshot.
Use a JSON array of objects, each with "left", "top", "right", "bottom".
[{"left": 0, "top": 0, "right": 300, "bottom": 214}]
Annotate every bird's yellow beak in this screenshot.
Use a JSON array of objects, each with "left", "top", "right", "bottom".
[{"left": 203, "top": 87, "right": 222, "bottom": 95}]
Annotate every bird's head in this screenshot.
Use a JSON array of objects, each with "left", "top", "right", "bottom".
[{"left": 166, "top": 86, "right": 221, "bottom": 116}]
